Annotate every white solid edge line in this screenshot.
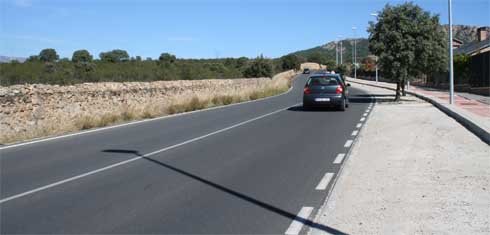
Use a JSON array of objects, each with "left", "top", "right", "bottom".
[
  {"left": 351, "top": 130, "right": 359, "bottom": 136},
  {"left": 0, "top": 103, "right": 298, "bottom": 204},
  {"left": 285, "top": 207, "right": 314, "bottom": 235},
  {"left": 333, "top": 153, "right": 346, "bottom": 164},
  {"left": 356, "top": 123, "right": 363, "bottom": 128},
  {"left": 344, "top": 140, "right": 353, "bottom": 148},
  {"left": 315, "top": 172, "right": 335, "bottom": 190},
  {"left": 0, "top": 81, "right": 298, "bottom": 150}
]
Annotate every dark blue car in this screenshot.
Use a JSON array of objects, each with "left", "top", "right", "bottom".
[{"left": 303, "top": 74, "right": 350, "bottom": 111}]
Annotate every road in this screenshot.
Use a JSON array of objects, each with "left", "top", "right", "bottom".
[{"left": 0, "top": 73, "right": 373, "bottom": 234}]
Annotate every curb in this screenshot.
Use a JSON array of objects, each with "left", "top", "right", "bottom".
[{"left": 348, "top": 79, "right": 490, "bottom": 145}]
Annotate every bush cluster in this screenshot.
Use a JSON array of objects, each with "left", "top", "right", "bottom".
[{"left": 0, "top": 49, "right": 301, "bottom": 86}]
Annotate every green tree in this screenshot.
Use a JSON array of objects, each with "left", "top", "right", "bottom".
[
  {"left": 307, "top": 52, "right": 328, "bottom": 65},
  {"left": 368, "top": 2, "right": 447, "bottom": 100},
  {"left": 280, "top": 54, "right": 301, "bottom": 71},
  {"left": 99, "top": 49, "right": 130, "bottom": 62},
  {"left": 454, "top": 54, "right": 470, "bottom": 84},
  {"left": 336, "top": 64, "right": 352, "bottom": 76},
  {"left": 26, "top": 55, "right": 39, "bottom": 62},
  {"left": 72, "top": 50, "right": 93, "bottom": 63},
  {"left": 39, "top": 48, "right": 59, "bottom": 62},
  {"left": 159, "top": 53, "right": 177, "bottom": 63},
  {"left": 236, "top": 57, "right": 249, "bottom": 68},
  {"left": 243, "top": 56, "right": 273, "bottom": 78},
  {"left": 324, "top": 60, "right": 336, "bottom": 70}
]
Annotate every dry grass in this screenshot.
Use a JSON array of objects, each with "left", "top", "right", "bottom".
[
  {"left": 1, "top": 75, "right": 293, "bottom": 144},
  {"left": 165, "top": 77, "right": 290, "bottom": 115}
]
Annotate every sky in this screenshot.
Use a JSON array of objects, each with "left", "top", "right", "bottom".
[{"left": 1, "top": 0, "right": 489, "bottom": 59}]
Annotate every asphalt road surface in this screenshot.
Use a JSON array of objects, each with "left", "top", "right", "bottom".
[{"left": 0, "top": 72, "right": 374, "bottom": 234}]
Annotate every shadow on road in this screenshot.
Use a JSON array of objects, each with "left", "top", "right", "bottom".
[
  {"left": 102, "top": 149, "right": 348, "bottom": 235},
  {"left": 287, "top": 106, "right": 341, "bottom": 112},
  {"left": 349, "top": 94, "right": 417, "bottom": 103}
]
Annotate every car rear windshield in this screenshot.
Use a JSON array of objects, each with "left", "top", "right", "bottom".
[{"left": 308, "top": 76, "right": 339, "bottom": 86}]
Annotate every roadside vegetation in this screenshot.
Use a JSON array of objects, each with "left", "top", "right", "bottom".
[
  {"left": 368, "top": 2, "right": 448, "bottom": 100},
  {"left": 0, "top": 49, "right": 303, "bottom": 86}
]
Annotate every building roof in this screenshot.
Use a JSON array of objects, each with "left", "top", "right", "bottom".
[
  {"left": 454, "top": 38, "right": 490, "bottom": 56},
  {"left": 453, "top": 38, "right": 464, "bottom": 44}
]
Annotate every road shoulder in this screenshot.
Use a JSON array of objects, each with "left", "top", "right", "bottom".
[{"left": 310, "top": 83, "right": 490, "bottom": 234}]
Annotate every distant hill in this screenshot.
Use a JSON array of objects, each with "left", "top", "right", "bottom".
[
  {"left": 289, "top": 38, "right": 369, "bottom": 64},
  {"left": 288, "top": 24, "right": 483, "bottom": 63},
  {"left": 0, "top": 56, "right": 26, "bottom": 63},
  {"left": 442, "top": 24, "right": 480, "bottom": 44}
]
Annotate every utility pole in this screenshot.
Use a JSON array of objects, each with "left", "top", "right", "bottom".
[
  {"left": 352, "top": 27, "right": 357, "bottom": 79},
  {"left": 448, "top": 0, "right": 455, "bottom": 104}
]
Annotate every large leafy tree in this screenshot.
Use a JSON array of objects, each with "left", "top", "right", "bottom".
[
  {"left": 244, "top": 55, "right": 273, "bottom": 78},
  {"left": 72, "top": 50, "right": 93, "bottom": 63},
  {"left": 158, "top": 53, "right": 177, "bottom": 63},
  {"left": 280, "top": 54, "right": 301, "bottom": 71},
  {"left": 39, "top": 48, "right": 59, "bottom": 62},
  {"left": 99, "top": 49, "right": 130, "bottom": 62},
  {"left": 368, "top": 2, "right": 447, "bottom": 100}
]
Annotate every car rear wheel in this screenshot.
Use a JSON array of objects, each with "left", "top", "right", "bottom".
[{"left": 339, "top": 99, "right": 346, "bottom": 111}]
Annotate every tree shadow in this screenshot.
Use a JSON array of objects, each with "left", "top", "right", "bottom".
[
  {"left": 353, "top": 94, "right": 394, "bottom": 97},
  {"left": 349, "top": 94, "right": 417, "bottom": 103},
  {"left": 102, "top": 149, "right": 348, "bottom": 235}
]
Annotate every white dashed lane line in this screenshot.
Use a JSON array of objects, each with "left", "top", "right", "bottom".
[
  {"left": 285, "top": 207, "right": 314, "bottom": 235},
  {"left": 360, "top": 117, "right": 366, "bottom": 122},
  {"left": 333, "top": 153, "right": 346, "bottom": 164},
  {"left": 351, "top": 130, "right": 359, "bottom": 136},
  {"left": 344, "top": 140, "right": 353, "bottom": 148},
  {"left": 356, "top": 123, "right": 362, "bottom": 128},
  {"left": 315, "top": 172, "right": 335, "bottom": 190}
]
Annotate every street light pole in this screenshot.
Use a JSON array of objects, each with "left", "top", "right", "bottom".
[
  {"left": 352, "top": 27, "right": 357, "bottom": 79},
  {"left": 448, "top": 0, "right": 455, "bottom": 104},
  {"left": 336, "top": 40, "right": 339, "bottom": 66},
  {"left": 371, "top": 13, "right": 379, "bottom": 83},
  {"left": 338, "top": 35, "right": 343, "bottom": 65}
]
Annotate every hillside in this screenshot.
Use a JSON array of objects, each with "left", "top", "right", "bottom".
[
  {"left": 289, "top": 24, "right": 483, "bottom": 63},
  {"left": 443, "top": 24, "right": 480, "bottom": 44},
  {"left": 290, "top": 38, "right": 369, "bottom": 64},
  {"left": 0, "top": 56, "right": 26, "bottom": 63}
]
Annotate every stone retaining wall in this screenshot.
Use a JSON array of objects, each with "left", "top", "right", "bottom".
[{"left": 0, "top": 78, "right": 272, "bottom": 142}]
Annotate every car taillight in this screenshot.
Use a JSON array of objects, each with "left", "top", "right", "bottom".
[
  {"left": 304, "top": 87, "right": 311, "bottom": 94},
  {"left": 336, "top": 85, "right": 343, "bottom": 94}
]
